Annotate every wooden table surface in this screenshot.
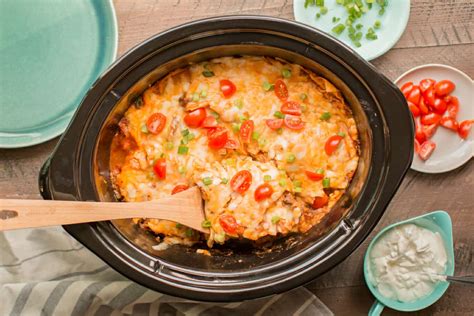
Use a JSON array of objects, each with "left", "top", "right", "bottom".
[{"left": 1, "top": 0, "right": 472, "bottom": 314}]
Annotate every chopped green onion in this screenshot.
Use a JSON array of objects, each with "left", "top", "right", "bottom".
[
  {"left": 201, "top": 220, "right": 212, "bottom": 228},
  {"left": 294, "top": 187, "right": 302, "bottom": 193},
  {"left": 332, "top": 16, "right": 341, "bottom": 23},
  {"left": 366, "top": 27, "right": 378, "bottom": 40},
  {"left": 316, "top": 0, "right": 324, "bottom": 6},
  {"left": 286, "top": 153, "right": 296, "bottom": 163},
  {"left": 178, "top": 166, "right": 186, "bottom": 174},
  {"left": 320, "top": 111, "right": 331, "bottom": 120},
  {"left": 356, "top": 23, "right": 363, "bottom": 29},
  {"left": 271, "top": 216, "right": 281, "bottom": 224},
  {"left": 322, "top": 178, "right": 330, "bottom": 188},
  {"left": 234, "top": 98, "right": 243, "bottom": 109},
  {"left": 263, "top": 81, "right": 274, "bottom": 91},
  {"left": 214, "top": 233, "right": 226, "bottom": 243},
  {"left": 304, "top": 0, "right": 315, "bottom": 8},
  {"left": 200, "top": 90, "right": 207, "bottom": 98},
  {"left": 165, "top": 142, "right": 174, "bottom": 150},
  {"left": 374, "top": 20, "right": 381, "bottom": 29},
  {"left": 332, "top": 23, "right": 346, "bottom": 35},
  {"left": 378, "top": 7, "right": 385, "bottom": 15},
  {"left": 202, "top": 70, "right": 214, "bottom": 77},
  {"left": 232, "top": 123, "right": 241, "bottom": 133},
  {"left": 320, "top": 6, "right": 328, "bottom": 15},
  {"left": 185, "top": 229, "right": 194, "bottom": 237},
  {"left": 181, "top": 137, "right": 188, "bottom": 145},
  {"left": 178, "top": 145, "right": 189, "bottom": 155},
  {"left": 293, "top": 180, "right": 302, "bottom": 187},
  {"left": 274, "top": 111, "right": 285, "bottom": 119},
  {"left": 316, "top": 168, "right": 325, "bottom": 174},
  {"left": 202, "top": 177, "right": 213, "bottom": 185},
  {"left": 184, "top": 133, "right": 195, "bottom": 142},
  {"left": 210, "top": 110, "right": 220, "bottom": 118},
  {"left": 192, "top": 92, "right": 200, "bottom": 102},
  {"left": 175, "top": 223, "right": 183, "bottom": 229},
  {"left": 279, "top": 179, "right": 287, "bottom": 187},
  {"left": 316, "top": 13, "right": 321, "bottom": 19},
  {"left": 251, "top": 131, "right": 260, "bottom": 141},
  {"left": 263, "top": 175, "right": 272, "bottom": 182},
  {"left": 354, "top": 41, "right": 362, "bottom": 47},
  {"left": 300, "top": 93, "right": 307, "bottom": 101},
  {"left": 338, "top": 132, "right": 346, "bottom": 137},
  {"left": 281, "top": 69, "right": 292, "bottom": 78},
  {"left": 141, "top": 125, "right": 148, "bottom": 134},
  {"left": 181, "top": 129, "right": 189, "bottom": 136},
  {"left": 221, "top": 178, "right": 228, "bottom": 184}
]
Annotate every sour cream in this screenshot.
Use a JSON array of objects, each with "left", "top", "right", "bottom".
[{"left": 369, "top": 223, "right": 447, "bottom": 302}]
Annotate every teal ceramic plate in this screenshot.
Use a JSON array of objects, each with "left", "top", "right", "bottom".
[
  {"left": 293, "top": 0, "right": 410, "bottom": 60},
  {"left": 0, "top": 0, "right": 118, "bottom": 148}
]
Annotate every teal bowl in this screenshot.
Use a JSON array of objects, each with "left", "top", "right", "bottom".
[{"left": 363, "top": 211, "right": 455, "bottom": 315}]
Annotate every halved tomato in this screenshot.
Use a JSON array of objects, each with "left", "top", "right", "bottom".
[
  {"left": 274, "top": 79, "right": 289, "bottom": 100},
  {"left": 305, "top": 170, "right": 324, "bottom": 181},
  {"left": 324, "top": 135, "right": 344, "bottom": 155},
  {"left": 219, "top": 214, "right": 239, "bottom": 235},
  {"left": 445, "top": 96, "right": 459, "bottom": 119},
  {"left": 400, "top": 81, "right": 414, "bottom": 98},
  {"left": 254, "top": 183, "right": 274, "bottom": 202},
  {"left": 419, "top": 78, "right": 436, "bottom": 93},
  {"left": 439, "top": 117, "right": 458, "bottom": 132},
  {"left": 423, "top": 124, "right": 438, "bottom": 139},
  {"left": 219, "top": 79, "right": 236, "bottom": 98},
  {"left": 432, "top": 98, "right": 447, "bottom": 115},
  {"left": 230, "top": 170, "right": 252, "bottom": 194},
  {"left": 312, "top": 194, "right": 329, "bottom": 209},
  {"left": 266, "top": 118, "right": 283, "bottom": 130},
  {"left": 434, "top": 80, "right": 455, "bottom": 96},
  {"left": 239, "top": 120, "right": 254, "bottom": 143},
  {"left": 146, "top": 113, "right": 167, "bottom": 134},
  {"left": 408, "top": 101, "right": 420, "bottom": 117},
  {"left": 415, "top": 120, "right": 427, "bottom": 143},
  {"left": 423, "top": 87, "right": 436, "bottom": 108},
  {"left": 418, "top": 141, "right": 436, "bottom": 161},
  {"left": 407, "top": 86, "right": 421, "bottom": 105},
  {"left": 153, "top": 158, "right": 166, "bottom": 180},
  {"left": 207, "top": 126, "right": 228, "bottom": 149},
  {"left": 184, "top": 108, "right": 206, "bottom": 128},
  {"left": 281, "top": 101, "right": 302, "bottom": 116},
  {"left": 458, "top": 120, "right": 473, "bottom": 139},
  {"left": 284, "top": 115, "right": 305, "bottom": 130},
  {"left": 171, "top": 184, "right": 189, "bottom": 195},
  {"left": 420, "top": 113, "right": 441, "bottom": 125},
  {"left": 418, "top": 97, "right": 430, "bottom": 115}
]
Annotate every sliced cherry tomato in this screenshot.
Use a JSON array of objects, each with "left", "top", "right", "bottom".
[
  {"left": 201, "top": 116, "right": 218, "bottom": 128},
  {"left": 184, "top": 108, "right": 206, "bottom": 128},
  {"left": 415, "top": 120, "right": 427, "bottom": 143},
  {"left": 420, "top": 113, "right": 441, "bottom": 126},
  {"left": 146, "top": 113, "right": 167, "bottom": 134},
  {"left": 254, "top": 183, "right": 274, "bottom": 202},
  {"left": 239, "top": 120, "right": 254, "bottom": 143},
  {"left": 219, "top": 79, "right": 236, "bottom": 98},
  {"left": 305, "top": 170, "right": 324, "bottom": 181},
  {"left": 407, "top": 86, "right": 421, "bottom": 105},
  {"left": 219, "top": 214, "right": 239, "bottom": 235},
  {"left": 266, "top": 118, "right": 283, "bottom": 130},
  {"left": 419, "top": 78, "right": 436, "bottom": 93},
  {"left": 408, "top": 101, "right": 420, "bottom": 117},
  {"left": 439, "top": 117, "right": 459, "bottom": 132},
  {"left": 434, "top": 80, "right": 455, "bottom": 97},
  {"left": 325, "top": 135, "right": 344, "bottom": 156},
  {"left": 414, "top": 139, "right": 421, "bottom": 154},
  {"left": 423, "top": 124, "right": 438, "bottom": 139},
  {"left": 400, "top": 81, "right": 414, "bottom": 98},
  {"left": 432, "top": 98, "right": 447, "bottom": 115},
  {"left": 281, "top": 101, "right": 302, "bottom": 116},
  {"left": 423, "top": 88, "right": 436, "bottom": 108},
  {"left": 312, "top": 194, "right": 329, "bottom": 209},
  {"left": 458, "top": 120, "right": 473, "bottom": 139},
  {"left": 274, "top": 79, "right": 289, "bottom": 100},
  {"left": 207, "top": 126, "right": 228, "bottom": 149},
  {"left": 444, "top": 96, "right": 459, "bottom": 119},
  {"left": 418, "top": 97, "right": 430, "bottom": 115},
  {"left": 230, "top": 170, "right": 252, "bottom": 194},
  {"left": 418, "top": 141, "right": 436, "bottom": 161},
  {"left": 153, "top": 158, "right": 166, "bottom": 180},
  {"left": 284, "top": 115, "right": 305, "bottom": 130},
  {"left": 224, "top": 139, "right": 238, "bottom": 149},
  {"left": 171, "top": 184, "right": 189, "bottom": 195}
]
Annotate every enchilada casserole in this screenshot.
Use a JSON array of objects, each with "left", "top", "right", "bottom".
[{"left": 110, "top": 56, "right": 359, "bottom": 248}]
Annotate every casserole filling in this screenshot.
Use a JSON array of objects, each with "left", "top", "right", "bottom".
[{"left": 110, "top": 56, "right": 359, "bottom": 247}]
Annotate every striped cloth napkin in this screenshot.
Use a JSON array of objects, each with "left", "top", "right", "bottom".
[{"left": 0, "top": 227, "right": 332, "bottom": 316}]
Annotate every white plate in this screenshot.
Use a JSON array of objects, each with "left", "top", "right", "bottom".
[{"left": 395, "top": 64, "right": 473, "bottom": 174}]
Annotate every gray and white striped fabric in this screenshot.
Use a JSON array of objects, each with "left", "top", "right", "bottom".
[{"left": 0, "top": 227, "right": 332, "bottom": 316}]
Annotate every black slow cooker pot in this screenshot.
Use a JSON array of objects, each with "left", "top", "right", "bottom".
[{"left": 39, "top": 16, "right": 413, "bottom": 301}]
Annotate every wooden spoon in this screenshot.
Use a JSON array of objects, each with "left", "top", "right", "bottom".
[{"left": 0, "top": 187, "right": 207, "bottom": 233}]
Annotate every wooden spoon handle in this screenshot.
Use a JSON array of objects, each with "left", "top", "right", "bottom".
[{"left": 0, "top": 188, "right": 206, "bottom": 232}]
